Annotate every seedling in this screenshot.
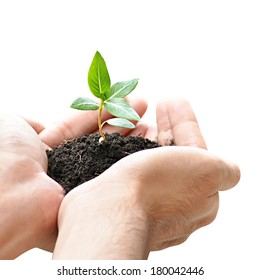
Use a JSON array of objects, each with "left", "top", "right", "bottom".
[{"left": 71, "top": 51, "right": 140, "bottom": 142}]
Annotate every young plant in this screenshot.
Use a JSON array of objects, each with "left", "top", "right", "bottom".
[{"left": 71, "top": 51, "right": 140, "bottom": 142}]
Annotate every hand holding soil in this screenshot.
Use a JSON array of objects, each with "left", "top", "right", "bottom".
[
  {"left": 52, "top": 98, "right": 240, "bottom": 259},
  {"left": 0, "top": 97, "right": 147, "bottom": 259},
  {"left": 0, "top": 98, "right": 240, "bottom": 259}
]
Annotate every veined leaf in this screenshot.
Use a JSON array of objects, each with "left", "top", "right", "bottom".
[
  {"left": 105, "top": 118, "right": 135, "bottom": 129},
  {"left": 104, "top": 98, "right": 140, "bottom": 121},
  {"left": 88, "top": 51, "right": 111, "bottom": 98},
  {"left": 70, "top": 97, "right": 99, "bottom": 110},
  {"left": 107, "top": 79, "right": 139, "bottom": 100}
]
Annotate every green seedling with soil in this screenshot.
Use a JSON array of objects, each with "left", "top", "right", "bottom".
[
  {"left": 71, "top": 51, "right": 140, "bottom": 142},
  {"left": 47, "top": 51, "right": 165, "bottom": 194}
]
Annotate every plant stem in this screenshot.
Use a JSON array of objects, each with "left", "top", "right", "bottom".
[{"left": 98, "top": 99, "right": 105, "bottom": 141}]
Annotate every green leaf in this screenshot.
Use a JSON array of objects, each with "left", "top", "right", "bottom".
[
  {"left": 107, "top": 79, "right": 139, "bottom": 100},
  {"left": 70, "top": 97, "right": 99, "bottom": 110},
  {"left": 88, "top": 51, "right": 111, "bottom": 98},
  {"left": 105, "top": 118, "right": 135, "bottom": 129},
  {"left": 104, "top": 98, "right": 140, "bottom": 121}
]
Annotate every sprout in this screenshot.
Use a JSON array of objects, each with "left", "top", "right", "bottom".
[{"left": 71, "top": 51, "right": 140, "bottom": 141}]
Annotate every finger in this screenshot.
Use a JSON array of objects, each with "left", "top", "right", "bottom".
[
  {"left": 167, "top": 99, "right": 207, "bottom": 149},
  {"left": 214, "top": 157, "right": 241, "bottom": 192},
  {"left": 40, "top": 97, "right": 147, "bottom": 147},
  {"left": 21, "top": 117, "right": 45, "bottom": 134},
  {"left": 132, "top": 146, "right": 240, "bottom": 194},
  {"left": 127, "top": 122, "right": 149, "bottom": 138},
  {"left": 39, "top": 109, "right": 98, "bottom": 147},
  {"left": 186, "top": 148, "right": 240, "bottom": 193},
  {"left": 156, "top": 100, "right": 174, "bottom": 146},
  {"left": 143, "top": 125, "right": 158, "bottom": 142},
  {"left": 157, "top": 98, "right": 207, "bottom": 149}
]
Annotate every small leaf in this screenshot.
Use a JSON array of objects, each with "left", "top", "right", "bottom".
[
  {"left": 105, "top": 118, "right": 135, "bottom": 129},
  {"left": 88, "top": 51, "right": 111, "bottom": 98},
  {"left": 71, "top": 97, "right": 99, "bottom": 110},
  {"left": 104, "top": 98, "right": 140, "bottom": 121},
  {"left": 107, "top": 79, "right": 139, "bottom": 100}
]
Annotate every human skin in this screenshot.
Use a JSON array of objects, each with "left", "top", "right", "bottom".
[
  {"left": 52, "top": 99, "right": 240, "bottom": 259},
  {"left": 0, "top": 98, "right": 240, "bottom": 259},
  {"left": 0, "top": 114, "right": 63, "bottom": 259},
  {"left": 0, "top": 98, "right": 147, "bottom": 259}
]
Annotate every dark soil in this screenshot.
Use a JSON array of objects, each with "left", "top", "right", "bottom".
[{"left": 47, "top": 133, "right": 161, "bottom": 194}]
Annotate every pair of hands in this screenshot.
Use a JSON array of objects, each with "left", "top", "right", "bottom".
[{"left": 0, "top": 98, "right": 240, "bottom": 259}]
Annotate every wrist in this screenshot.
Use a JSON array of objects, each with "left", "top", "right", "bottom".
[{"left": 53, "top": 176, "right": 151, "bottom": 259}]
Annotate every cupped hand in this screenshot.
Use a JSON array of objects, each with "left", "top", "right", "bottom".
[
  {"left": 0, "top": 114, "right": 64, "bottom": 259},
  {"left": 0, "top": 98, "right": 148, "bottom": 259},
  {"left": 99, "top": 99, "right": 239, "bottom": 252},
  {"left": 53, "top": 98, "right": 240, "bottom": 259}
]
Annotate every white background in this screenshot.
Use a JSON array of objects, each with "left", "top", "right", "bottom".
[{"left": 0, "top": 0, "right": 259, "bottom": 278}]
